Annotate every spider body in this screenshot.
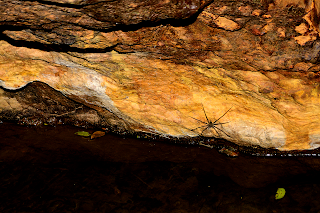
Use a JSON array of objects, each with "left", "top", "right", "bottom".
[{"left": 190, "top": 105, "right": 232, "bottom": 138}]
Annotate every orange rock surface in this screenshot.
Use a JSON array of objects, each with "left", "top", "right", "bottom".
[{"left": 1, "top": 0, "right": 320, "bottom": 150}]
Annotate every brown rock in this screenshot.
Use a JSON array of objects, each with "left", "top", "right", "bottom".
[
  {"left": 262, "top": 14, "right": 272, "bottom": 19},
  {"left": 251, "top": 25, "right": 266, "bottom": 36},
  {"left": 277, "top": 27, "right": 286, "bottom": 37},
  {"left": 252, "top": 9, "right": 263, "bottom": 16},
  {"left": 238, "top": 5, "right": 253, "bottom": 16},
  {"left": 0, "top": 0, "right": 211, "bottom": 30},
  {"left": 294, "top": 35, "right": 317, "bottom": 46},
  {"left": 295, "top": 23, "right": 309, "bottom": 35},
  {"left": 1, "top": 0, "right": 320, "bottom": 151},
  {"left": 213, "top": 16, "right": 240, "bottom": 31},
  {"left": 293, "top": 62, "right": 314, "bottom": 72}
]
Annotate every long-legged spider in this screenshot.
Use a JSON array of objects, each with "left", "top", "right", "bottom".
[{"left": 190, "top": 104, "right": 232, "bottom": 138}]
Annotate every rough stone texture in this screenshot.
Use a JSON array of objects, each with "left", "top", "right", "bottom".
[{"left": 1, "top": 0, "right": 320, "bottom": 150}]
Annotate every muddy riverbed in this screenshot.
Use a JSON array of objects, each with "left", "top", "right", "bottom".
[{"left": 1, "top": 122, "right": 320, "bottom": 212}]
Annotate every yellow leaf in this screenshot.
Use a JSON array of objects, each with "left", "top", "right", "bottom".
[
  {"left": 275, "top": 188, "right": 286, "bottom": 200},
  {"left": 75, "top": 131, "right": 91, "bottom": 137}
]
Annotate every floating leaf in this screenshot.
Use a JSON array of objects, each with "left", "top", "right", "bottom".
[
  {"left": 90, "top": 131, "right": 105, "bottom": 139},
  {"left": 75, "top": 131, "right": 91, "bottom": 137},
  {"left": 275, "top": 188, "right": 286, "bottom": 200}
]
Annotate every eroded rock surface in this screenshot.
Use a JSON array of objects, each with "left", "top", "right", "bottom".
[{"left": 1, "top": 0, "right": 320, "bottom": 150}]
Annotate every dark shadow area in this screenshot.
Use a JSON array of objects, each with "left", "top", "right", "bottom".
[{"left": 1, "top": 122, "right": 320, "bottom": 212}]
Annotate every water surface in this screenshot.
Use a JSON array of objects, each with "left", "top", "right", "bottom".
[{"left": 1, "top": 122, "right": 320, "bottom": 212}]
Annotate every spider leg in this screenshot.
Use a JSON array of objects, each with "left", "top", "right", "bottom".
[
  {"left": 190, "top": 116, "right": 207, "bottom": 125},
  {"left": 213, "top": 121, "right": 229, "bottom": 125},
  {"left": 190, "top": 125, "right": 208, "bottom": 132},
  {"left": 201, "top": 126, "right": 210, "bottom": 136},
  {"left": 201, "top": 104, "right": 211, "bottom": 123},
  {"left": 212, "top": 125, "right": 231, "bottom": 138},
  {"left": 210, "top": 126, "right": 222, "bottom": 138},
  {"left": 218, "top": 123, "right": 232, "bottom": 138},
  {"left": 213, "top": 107, "right": 233, "bottom": 124}
]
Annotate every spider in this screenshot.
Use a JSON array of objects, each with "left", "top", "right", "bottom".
[{"left": 190, "top": 104, "right": 232, "bottom": 138}]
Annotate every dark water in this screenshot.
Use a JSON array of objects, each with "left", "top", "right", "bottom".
[{"left": 1, "top": 122, "right": 320, "bottom": 212}]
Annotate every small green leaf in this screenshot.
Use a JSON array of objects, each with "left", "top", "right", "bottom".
[
  {"left": 75, "top": 131, "right": 91, "bottom": 137},
  {"left": 275, "top": 188, "right": 286, "bottom": 200}
]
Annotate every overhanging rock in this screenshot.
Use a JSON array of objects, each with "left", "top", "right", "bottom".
[{"left": 1, "top": 0, "right": 320, "bottom": 151}]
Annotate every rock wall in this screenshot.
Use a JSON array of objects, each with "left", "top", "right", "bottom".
[{"left": 1, "top": 0, "right": 320, "bottom": 150}]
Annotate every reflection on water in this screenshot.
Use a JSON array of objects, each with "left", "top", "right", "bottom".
[{"left": 1, "top": 122, "right": 320, "bottom": 212}]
